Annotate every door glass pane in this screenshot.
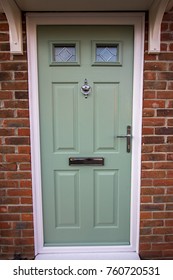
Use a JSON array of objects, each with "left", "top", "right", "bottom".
[
  {"left": 96, "top": 45, "right": 118, "bottom": 62},
  {"left": 54, "top": 45, "right": 76, "bottom": 62}
]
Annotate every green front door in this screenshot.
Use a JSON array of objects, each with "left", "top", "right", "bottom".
[{"left": 37, "top": 25, "right": 134, "bottom": 246}]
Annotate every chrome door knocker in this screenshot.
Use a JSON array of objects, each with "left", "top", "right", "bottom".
[{"left": 81, "top": 79, "right": 92, "bottom": 98}]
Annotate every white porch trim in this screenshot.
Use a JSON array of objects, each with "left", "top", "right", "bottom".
[
  {"left": 0, "top": 0, "right": 23, "bottom": 54},
  {"left": 149, "top": 0, "right": 170, "bottom": 53},
  {"left": 26, "top": 12, "right": 145, "bottom": 260}
]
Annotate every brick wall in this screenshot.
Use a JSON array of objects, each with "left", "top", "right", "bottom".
[
  {"left": 0, "top": 13, "right": 34, "bottom": 260},
  {"left": 0, "top": 10, "right": 173, "bottom": 260},
  {"left": 140, "top": 10, "right": 173, "bottom": 259}
]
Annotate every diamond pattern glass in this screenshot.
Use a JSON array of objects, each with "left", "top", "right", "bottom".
[
  {"left": 54, "top": 45, "right": 76, "bottom": 62},
  {"left": 96, "top": 45, "right": 117, "bottom": 62}
]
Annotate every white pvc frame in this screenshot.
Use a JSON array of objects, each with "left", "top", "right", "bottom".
[{"left": 26, "top": 12, "right": 145, "bottom": 259}]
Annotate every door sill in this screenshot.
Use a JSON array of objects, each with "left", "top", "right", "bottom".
[{"left": 35, "top": 252, "right": 140, "bottom": 260}]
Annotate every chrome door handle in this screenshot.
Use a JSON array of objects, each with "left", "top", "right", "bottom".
[{"left": 116, "top": 125, "right": 132, "bottom": 153}]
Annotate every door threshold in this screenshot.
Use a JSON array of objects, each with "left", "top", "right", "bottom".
[{"left": 35, "top": 252, "right": 140, "bottom": 260}]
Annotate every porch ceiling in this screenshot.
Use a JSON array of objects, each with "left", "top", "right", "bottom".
[{"left": 0, "top": 0, "right": 164, "bottom": 12}]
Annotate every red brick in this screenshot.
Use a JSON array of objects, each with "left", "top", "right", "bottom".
[
  {"left": 143, "top": 118, "right": 165, "bottom": 126},
  {"left": 142, "top": 136, "right": 164, "bottom": 144},
  {"left": 3, "top": 119, "right": 29, "bottom": 128},
  {"left": 21, "top": 214, "right": 33, "bottom": 222},
  {"left": 167, "top": 153, "right": 173, "bottom": 160},
  {"left": 142, "top": 145, "right": 154, "bottom": 153},
  {"left": 15, "top": 91, "right": 28, "bottom": 99},
  {"left": 153, "top": 179, "right": 173, "bottom": 186},
  {"left": 143, "top": 100, "right": 165, "bottom": 108},
  {"left": 0, "top": 222, "right": 12, "bottom": 229},
  {"left": 18, "top": 146, "right": 31, "bottom": 154},
  {"left": 6, "top": 154, "right": 31, "bottom": 163},
  {"left": 1, "top": 82, "right": 28, "bottom": 90},
  {"left": 153, "top": 212, "right": 173, "bottom": 219},
  {"left": 0, "top": 71, "right": 12, "bottom": 80},
  {"left": 140, "top": 212, "right": 152, "bottom": 219},
  {"left": 6, "top": 172, "right": 31, "bottom": 180},
  {"left": 166, "top": 220, "right": 173, "bottom": 226},
  {"left": 0, "top": 163, "right": 17, "bottom": 171},
  {"left": 142, "top": 171, "right": 165, "bottom": 178},
  {"left": 0, "top": 91, "right": 13, "bottom": 100},
  {"left": 159, "top": 53, "right": 173, "bottom": 60},
  {"left": 141, "top": 162, "right": 153, "bottom": 169},
  {"left": 18, "top": 128, "right": 30, "bottom": 136},
  {"left": 155, "top": 127, "right": 173, "bottom": 135},
  {"left": 5, "top": 137, "right": 30, "bottom": 145},
  {"left": 0, "top": 129, "right": 15, "bottom": 136},
  {"left": 143, "top": 91, "right": 156, "bottom": 99},
  {"left": 140, "top": 204, "right": 164, "bottom": 211},
  {"left": 165, "top": 234, "right": 173, "bottom": 242},
  {"left": 141, "top": 187, "right": 165, "bottom": 195},
  {"left": 0, "top": 110, "right": 14, "bottom": 118},
  {"left": 7, "top": 189, "right": 32, "bottom": 197},
  {"left": 168, "top": 82, "right": 173, "bottom": 90},
  {"left": 142, "top": 154, "right": 165, "bottom": 161},
  {"left": 167, "top": 136, "right": 173, "bottom": 143},
  {"left": 163, "top": 251, "right": 173, "bottom": 257},
  {"left": 4, "top": 100, "right": 29, "bottom": 109},
  {"left": 17, "top": 109, "right": 29, "bottom": 118},
  {"left": 153, "top": 228, "right": 173, "bottom": 234},
  {"left": 0, "top": 214, "right": 20, "bottom": 221},
  {"left": 157, "top": 90, "right": 173, "bottom": 99},
  {"left": 166, "top": 204, "right": 173, "bottom": 210},
  {"left": 155, "top": 144, "right": 173, "bottom": 152},
  {"left": 154, "top": 162, "right": 173, "bottom": 169},
  {"left": 0, "top": 23, "right": 9, "bottom": 31},
  {"left": 141, "top": 179, "right": 153, "bottom": 186},
  {"left": 0, "top": 197, "right": 19, "bottom": 204},
  {"left": 0, "top": 181, "right": 18, "bottom": 188},
  {"left": 152, "top": 243, "right": 173, "bottom": 250},
  {"left": 140, "top": 236, "right": 163, "bottom": 243},
  {"left": 21, "top": 197, "right": 33, "bottom": 204},
  {"left": 144, "top": 72, "right": 156, "bottom": 80},
  {"left": 0, "top": 43, "right": 10, "bottom": 52},
  {"left": 144, "top": 81, "right": 166, "bottom": 90},
  {"left": 1, "top": 62, "right": 28, "bottom": 71},
  {"left": 140, "top": 251, "right": 163, "bottom": 259},
  {"left": 20, "top": 181, "right": 32, "bottom": 188},
  {"left": 0, "top": 238, "right": 14, "bottom": 246},
  {"left": 153, "top": 196, "right": 173, "bottom": 203},
  {"left": 143, "top": 109, "right": 155, "bottom": 117},
  {"left": 0, "top": 172, "right": 5, "bottom": 179},
  {"left": 142, "top": 127, "right": 154, "bottom": 134},
  {"left": 167, "top": 171, "right": 173, "bottom": 178},
  {"left": 141, "top": 196, "right": 152, "bottom": 203},
  {"left": 0, "top": 33, "right": 9, "bottom": 41},
  {"left": 140, "top": 227, "right": 152, "bottom": 235},
  {"left": 139, "top": 244, "right": 151, "bottom": 250},
  {"left": 144, "top": 62, "right": 168, "bottom": 71},
  {"left": 19, "top": 163, "right": 31, "bottom": 171},
  {"left": 8, "top": 206, "right": 33, "bottom": 213},
  {"left": 22, "top": 230, "right": 34, "bottom": 237},
  {"left": 0, "top": 146, "right": 15, "bottom": 154},
  {"left": 157, "top": 109, "right": 173, "bottom": 116},
  {"left": 15, "top": 72, "right": 28, "bottom": 80}
]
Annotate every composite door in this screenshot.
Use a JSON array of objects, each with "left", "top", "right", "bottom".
[{"left": 37, "top": 25, "right": 134, "bottom": 246}]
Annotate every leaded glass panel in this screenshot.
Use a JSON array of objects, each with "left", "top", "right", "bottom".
[
  {"left": 54, "top": 45, "right": 76, "bottom": 62},
  {"left": 96, "top": 45, "right": 118, "bottom": 62}
]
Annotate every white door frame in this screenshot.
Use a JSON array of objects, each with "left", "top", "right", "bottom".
[{"left": 26, "top": 12, "right": 144, "bottom": 259}]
